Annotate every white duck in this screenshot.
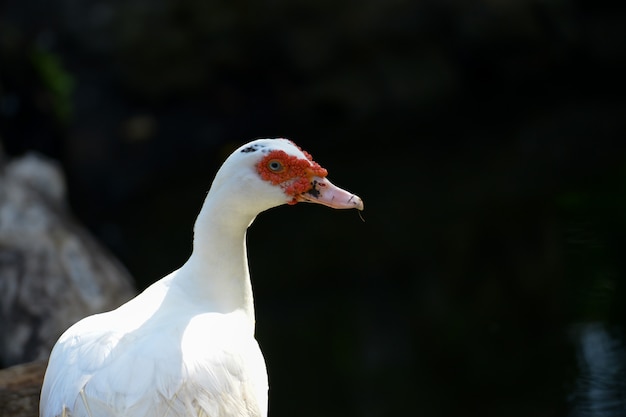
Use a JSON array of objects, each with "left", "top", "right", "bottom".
[{"left": 40, "top": 138, "right": 363, "bottom": 417}]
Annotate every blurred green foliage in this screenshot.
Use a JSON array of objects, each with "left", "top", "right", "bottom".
[{"left": 30, "top": 48, "right": 75, "bottom": 123}]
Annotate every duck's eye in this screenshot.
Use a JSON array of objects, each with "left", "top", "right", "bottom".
[{"left": 268, "top": 159, "right": 284, "bottom": 172}]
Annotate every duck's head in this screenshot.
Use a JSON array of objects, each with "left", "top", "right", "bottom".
[{"left": 211, "top": 138, "right": 363, "bottom": 214}]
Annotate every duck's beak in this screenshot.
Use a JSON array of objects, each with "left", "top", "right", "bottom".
[{"left": 296, "top": 176, "right": 364, "bottom": 210}]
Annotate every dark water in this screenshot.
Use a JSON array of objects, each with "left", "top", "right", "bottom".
[{"left": 570, "top": 323, "right": 626, "bottom": 417}]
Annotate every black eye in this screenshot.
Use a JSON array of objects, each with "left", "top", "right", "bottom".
[{"left": 268, "top": 160, "right": 284, "bottom": 172}]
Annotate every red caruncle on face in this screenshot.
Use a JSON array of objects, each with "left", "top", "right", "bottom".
[{"left": 256, "top": 149, "right": 328, "bottom": 204}]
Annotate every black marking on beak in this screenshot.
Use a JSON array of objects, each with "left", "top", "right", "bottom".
[{"left": 307, "top": 179, "right": 321, "bottom": 198}]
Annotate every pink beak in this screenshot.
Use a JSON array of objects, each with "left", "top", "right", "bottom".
[{"left": 296, "top": 176, "right": 364, "bottom": 210}]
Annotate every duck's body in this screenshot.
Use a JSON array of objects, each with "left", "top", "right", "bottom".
[
  {"left": 40, "top": 138, "right": 363, "bottom": 417},
  {"left": 41, "top": 273, "right": 267, "bottom": 417}
]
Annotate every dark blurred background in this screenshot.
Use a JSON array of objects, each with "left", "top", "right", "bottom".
[{"left": 2, "top": 0, "right": 626, "bottom": 416}]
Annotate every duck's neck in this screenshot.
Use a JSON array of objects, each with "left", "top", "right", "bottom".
[{"left": 180, "top": 186, "right": 258, "bottom": 324}]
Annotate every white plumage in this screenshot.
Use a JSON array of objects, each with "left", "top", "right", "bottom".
[{"left": 40, "top": 138, "right": 363, "bottom": 417}]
